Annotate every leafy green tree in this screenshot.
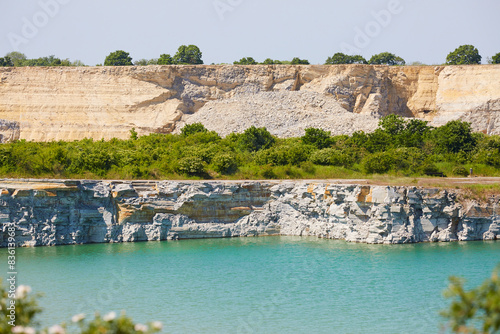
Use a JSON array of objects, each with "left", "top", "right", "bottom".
[
  {"left": 446, "top": 45, "right": 482, "bottom": 65},
  {"left": 291, "top": 57, "right": 310, "bottom": 65},
  {"left": 0, "top": 56, "right": 13, "bottom": 67},
  {"left": 173, "top": 45, "right": 203, "bottom": 64},
  {"left": 400, "top": 118, "right": 430, "bottom": 148},
  {"left": 5, "top": 51, "right": 27, "bottom": 66},
  {"left": 430, "top": 120, "right": 477, "bottom": 154},
  {"left": 301, "top": 128, "right": 333, "bottom": 149},
  {"left": 492, "top": 52, "right": 500, "bottom": 64},
  {"left": 181, "top": 123, "right": 208, "bottom": 136},
  {"left": 158, "top": 54, "right": 173, "bottom": 65},
  {"left": 365, "top": 129, "right": 393, "bottom": 153},
  {"left": 325, "top": 53, "right": 367, "bottom": 64},
  {"left": 377, "top": 115, "right": 430, "bottom": 148},
  {"left": 104, "top": 50, "right": 133, "bottom": 66},
  {"left": 379, "top": 114, "right": 406, "bottom": 136},
  {"left": 442, "top": 266, "right": 500, "bottom": 333},
  {"left": 369, "top": 52, "right": 405, "bottom": 65},
  {"left": 238, "top": 126, "right": 275, "bottom": 152},
  {"left": 234, "top": 57, "right": 258, "bottom": 65}
]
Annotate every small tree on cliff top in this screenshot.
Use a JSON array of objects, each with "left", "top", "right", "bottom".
[
  {"left": 104, "top": 50, "right": 133, "bottom": 66},
  {"left": 492, "top": 52, "right": 500, "bottom": 64},
  {"left": 446, "top": 45, "right": 482, "bottom": 65},
  {"left": 234, "top": 57, "right": 258, "bottom": 65},
  {"left": 173, "top": 45, "right": 203, "bottom": 65},
  {"left": 369, "top": 52, "right": 405, "bottom": 65},
  {"left": 325, "top": 53, "right": 367, "bottom": 64}
]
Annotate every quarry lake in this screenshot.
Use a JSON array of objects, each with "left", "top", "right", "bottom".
[{"left": 6, "top": 237, "right": 500, "bottom": 333}]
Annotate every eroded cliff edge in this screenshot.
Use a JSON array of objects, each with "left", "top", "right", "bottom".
[
  {"left": 1, "top": 65, "right": 499, "bottom": 141},
  {"left": 1, "top": 179, "right": 498, "bottom": 247}
]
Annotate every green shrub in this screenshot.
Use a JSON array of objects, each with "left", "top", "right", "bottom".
[
  {"left": 452, "top": 166, "right": 470, "bottom": 177},
  {"left": 474, "top": 150, "right": 500, "bottom": 168},
  {"left": 181, "top": 122, "right": 208, "bottom": 136},
  {"left": 300, "top": 161, "right": 316, "bottom": 174},
  {"left": 301, "top": 128, "right": 333, "bottom": 149},
  {"left": 362, "top": 152, "right": 393, "bottom": 174},
  {"left": 238, "top": 126, "right": 275, "bottom": 152},
  {"left": 422, "top": 163, "right": 443, "bottom": 176},
  {"left": 429, "top": 120, "right": 477, "bottom": 154},
  {"left": 390, "top": 148, "right": 426, "bottom": 174},
  {"left": 261, "top": 165, "right": 278, "bottom": 179},
  {"left": 176, "top": 156, "right": 206, "bottom": 176},
  {"left": 309, "top": 148, "right": 333, "bottom": 165},
  {"left": 255, "top": 143, "right": 312, "bottom": 166},
  {"left": 212, "top": 152, "right": 238, "bottom": 174},
  {"left": 309, "top": 148, "right": 355, "bottom": 167}
]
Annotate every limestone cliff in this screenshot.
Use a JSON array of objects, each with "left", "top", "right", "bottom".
[
  {"left": 1, "top": 179, "right": 498, "bottom": 247},
  {"left": 0, "top": 65, "right": 499, "bottom": 142}
]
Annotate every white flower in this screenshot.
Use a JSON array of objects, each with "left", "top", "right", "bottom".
[
  {"left": 103, "top": 311, "right": 116, "bottom": 322},
  {"left": 48, "top": 324, "right": 66, "bottom": 334},
  {"left": 134, "top": 324, "right": 148, "bottom": 332},
  {"left": 151, "top": 321, "right": 163, "bottom": 330},
  {"left": 12, "top": 326, "right": 35, "bottom": 334},
  {"left": 71, "top": 313, "right": 85, "bottom": 323},
  {"left": 15, "top": 285, "right": 32, "bottom": 299}
]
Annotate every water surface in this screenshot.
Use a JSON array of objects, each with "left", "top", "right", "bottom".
[{"left": 3, "top": 237, "right": 500, "bottom": 333}]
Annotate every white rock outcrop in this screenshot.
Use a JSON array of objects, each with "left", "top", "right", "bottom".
[{"left": 1, "top": 179, "right": 498, "bottom": 247}]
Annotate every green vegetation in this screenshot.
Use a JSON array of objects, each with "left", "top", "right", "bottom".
[
  {"left": 369, "top": 52, "right": 406, "bottom": 65},
  {"left": 442, "top": 265, "right": 500, "bottom": 333},
  {"left": 232, "top": 57, "right": 309, "bottom": 65},
  {"left": 2, "top": 47, "right": 499, "bottom": 67},
  {"left": 157, "top": 54, "right": 173, "bottom": 65},
  {"left": 104, "top": 50, "right": 133, "bottom": 66},
  {"left": 446, "top": 45, "right": 482, "bottom": 65},
  {"left": 290, "top": 57, "right": 310, "bottom": 65},
  {"left": 492, "top": 52, "right": 500, "bottom": 64},
  {"left": 234, "top": 57, "right": 258, "bottom": 65},
  {"left": 325, "top": 53, "right": 367, "bottom": 65},
  {"left": 0, "top": 281, "right": 162, "bottom": 333},
  {"left": 173, "top": 45, "right": 203, "bottom": 65},
  {"left": 0, "top": 117, "right": 499, "bottom": 180},
  {"left": 0, "top": 52, "right": 85, "bottom": 67},
  {"left": 0, "top": 56, "right": 13, "bottom": 67}
]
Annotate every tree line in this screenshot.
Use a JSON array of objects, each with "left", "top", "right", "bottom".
[
  {"left": 0, "top": 116, "right": 498, "bottom": 180},
  {"left": 1, "top": 44, "right": 499, "bottom": 67}
]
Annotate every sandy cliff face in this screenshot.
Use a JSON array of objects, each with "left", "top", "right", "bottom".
[
  {"left": 1, "top": 179, "right": 498, "bottom": 247},
  {"left": 0, "top": 64, "right": 499, "bottom": 142}
]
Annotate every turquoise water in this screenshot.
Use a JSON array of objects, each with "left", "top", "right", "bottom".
[{"left": 2, "top": 237, "right": 500, "bottom": 333}]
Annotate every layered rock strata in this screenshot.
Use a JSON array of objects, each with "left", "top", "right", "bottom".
[
  {"left": 1, "top": 65, "right": 500, "bottom": 142},
  {"left": 1, "top": 179, "right": 498, "bottom": 247}
]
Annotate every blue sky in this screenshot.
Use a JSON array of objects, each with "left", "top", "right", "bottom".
[{"left": 1, "top": 0, "right": 499, "bottom": 65}]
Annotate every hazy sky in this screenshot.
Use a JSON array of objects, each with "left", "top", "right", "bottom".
[{"left": 1, "top": 0, "right": 499, "bottom": 65}]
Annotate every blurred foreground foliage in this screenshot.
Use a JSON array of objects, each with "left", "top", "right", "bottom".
[
  {"left": 442, "top": 265, "right": 500, "bottom": 333},
  {"left": 0, "top": 282, "right": 162, "bottom": 334}
]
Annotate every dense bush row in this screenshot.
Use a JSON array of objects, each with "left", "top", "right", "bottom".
[{"left": 0, "top": 116, "right": 499, "bottom": 180}]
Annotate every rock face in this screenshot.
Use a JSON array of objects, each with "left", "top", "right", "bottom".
[
  {"left": 1, "top": 179, "right": 498, "bottom": 247},
  {"left": 1, "top": 65, "right": 499, "bottom": 142}
]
